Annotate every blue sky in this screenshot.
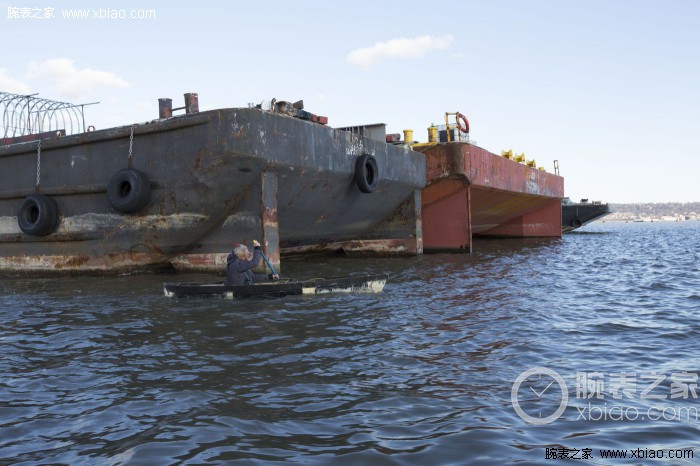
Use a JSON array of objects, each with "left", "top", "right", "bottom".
[{"left": 3, "top": 0, "right": 699, "bottom": 203}]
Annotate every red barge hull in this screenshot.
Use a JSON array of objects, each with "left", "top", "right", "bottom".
[{"left": 416, "top": 142, "right": 564, "bottom": 252}]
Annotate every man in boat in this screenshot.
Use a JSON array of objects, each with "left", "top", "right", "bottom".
[{"left": 226, "top": 239, "right": 279, "bottom": 286}]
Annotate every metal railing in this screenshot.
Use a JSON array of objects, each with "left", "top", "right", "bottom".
[{"left": 440, "top": 112, "right": 470, "bottom": 143}]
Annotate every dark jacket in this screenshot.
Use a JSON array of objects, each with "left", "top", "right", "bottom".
[{"left": 226, "top": 246, "right": 270, "bottom": 286}]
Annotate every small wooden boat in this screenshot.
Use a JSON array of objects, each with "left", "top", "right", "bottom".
[{"left": 163, "top": 273, "right": 388, "bottom": 299}]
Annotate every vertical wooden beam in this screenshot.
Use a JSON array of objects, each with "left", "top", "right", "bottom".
[
  {"left": 261, "top": 171, "right": 280, "bottom": 272},
  {"left": 413, "top": 188, "right": 424, "bottom": 254}
]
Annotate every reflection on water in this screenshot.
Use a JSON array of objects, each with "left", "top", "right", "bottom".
[{"left": 1, "top": 222, "right": 699, "bottom": 464}]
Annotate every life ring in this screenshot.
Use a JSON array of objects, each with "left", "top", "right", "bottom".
[
  {"left": 107, "top": 168, "right": 151, "bottom": 213},
  {"left": 354, "top": 154, "right": 379, "bottom": 193},
  {"left": 572, "top": 218, "right": 583, "bottom": 228},
  {"left": 456, "top": 112, "right": 469, "bottom": 134},
  {"left": 17, "top": 194, "right": 59, "bottom": 236}
]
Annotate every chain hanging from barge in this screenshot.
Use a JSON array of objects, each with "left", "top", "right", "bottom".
[{"left": 0, "top": 91, "right": 98, "bottom": 140}]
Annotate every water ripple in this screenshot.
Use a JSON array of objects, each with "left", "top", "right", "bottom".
[{"left": 1, "top": 222, "right": 699, "bottom": 464}]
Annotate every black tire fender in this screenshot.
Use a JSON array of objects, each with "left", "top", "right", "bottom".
[
  {"left": 354, "top": 154, "right": 379, "bottom": 193},
  {"left": 107, "top": 168, "right": 151, "bottom": 214},
  {"left": 572, "top": 218, "right": 583, "bottom": 228},
  {"left": 18, "top": 194, "right": 59, "bottom": 236}
]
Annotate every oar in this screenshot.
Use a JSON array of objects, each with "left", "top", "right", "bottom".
[{"left": 260, "top": 250, "right": 277, "bottom": 277}]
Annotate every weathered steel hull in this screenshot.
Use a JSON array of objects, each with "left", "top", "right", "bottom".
[
  {"left": 417, "top": 142, "right": 564, "bottom": 252},
  {"left": 562, "top": 202, "right": 611, "bottom": 232},
  {"left": 0, "top": 108, "right": 424, "bottom": 274}
]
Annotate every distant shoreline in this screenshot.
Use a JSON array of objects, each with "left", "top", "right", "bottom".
[
  {"left": 603, "top": 202, "right": 699, "bottom": 223},
  {"left": 598, "top": 218, "right": 699, "bottom": 223}
]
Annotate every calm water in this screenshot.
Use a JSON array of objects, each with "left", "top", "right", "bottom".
[{"left": 1, "top": 221, "right": 700, "bottom": 465}]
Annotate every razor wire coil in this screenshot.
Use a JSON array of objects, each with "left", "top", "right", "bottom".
[{"left": 1, "top": 91, "right": 97, "bottom": 139}]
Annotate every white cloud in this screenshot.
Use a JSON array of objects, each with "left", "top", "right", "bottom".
[
  {"left": 347, "top": 34, "right": 454, "bottom": 68},
  {"left": 0, "top": 68, "right": 31, "bottom": 94},
  {"left": 27, "top": 58, "right": 129, "bottom": 100}
]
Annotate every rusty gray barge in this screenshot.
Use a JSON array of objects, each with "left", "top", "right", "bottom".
[{"left": 0, "top": 93, "right": 424, "bottom": 274}]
